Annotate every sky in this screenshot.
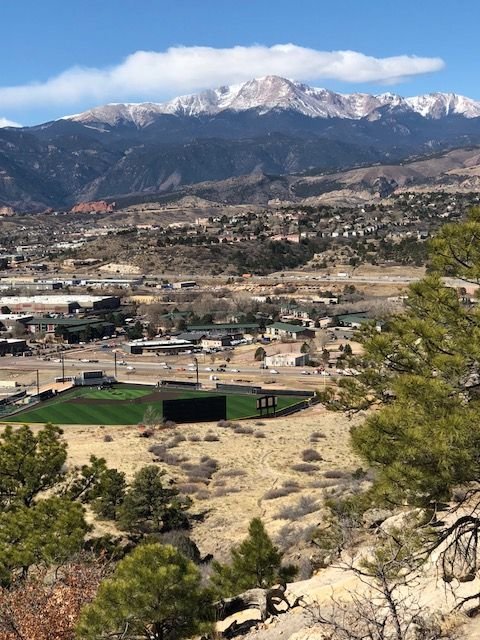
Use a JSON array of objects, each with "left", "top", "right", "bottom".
[{"left": 0, "top": 0, "right": 478, "bottom": 126}]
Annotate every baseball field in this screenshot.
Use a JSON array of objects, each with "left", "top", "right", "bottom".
[{"left": 6, "top": 384, "right": 304, "bottom": 425}]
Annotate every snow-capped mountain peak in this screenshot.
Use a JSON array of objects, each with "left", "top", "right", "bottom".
[{"left": 63, "top": 76, "right": 480, "bottom": 127}]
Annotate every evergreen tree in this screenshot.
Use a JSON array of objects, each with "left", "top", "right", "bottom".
[
  {"left": 322, "top": 208, "right": 480, "bottom": 506},
  {"left": 90, "top": 468, "right": 126, "bottom": 521},
  {"left": 76, "top": 544, "right": 212, "bottom": 640},
  {"left": 0, "top": 497, "right": 88, "bottom": 584},
  {"left": 254, "top": 346, "right": 266, "bottom": 361},
  {"left": 211, "top": 518, "right": 296, "bottom": 597},
  {"left": 0, "top": 424, "right": 67, "bottom": 508},
  {"left": 119, "top": 466, "right": 191, "bottom": 534}
]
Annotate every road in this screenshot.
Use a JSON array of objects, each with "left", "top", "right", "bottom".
[{"left": 5, "top": 354, "right": 336, "bottom": 392}]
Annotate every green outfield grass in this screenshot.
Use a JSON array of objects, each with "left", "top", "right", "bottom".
[{"left": 6, "top": 385, "right": 304, "bottom": 425}]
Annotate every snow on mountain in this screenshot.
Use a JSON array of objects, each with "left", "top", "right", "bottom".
[
  {"left": 405, "top": 93, "right": 480, "bottom": 119},
  {"left": 63, "top": 76, "right": 480, "bottom": 127}
]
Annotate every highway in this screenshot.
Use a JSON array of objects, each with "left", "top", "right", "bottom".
[{"left": 5, "top": 353, "right": 335, "bottom": 392}]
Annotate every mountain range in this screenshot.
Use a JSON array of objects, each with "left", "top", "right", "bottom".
[{"left": 3, "top": 76, "right": 480, "bottom": 211}]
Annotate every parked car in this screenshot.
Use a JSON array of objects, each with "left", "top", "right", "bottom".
[{"left": 269, "top": 369, "right": 279, "bottom": 374}]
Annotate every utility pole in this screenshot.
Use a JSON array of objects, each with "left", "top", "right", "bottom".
[
  {"left": 36, "top": 369, "right": 40, "bottom": 397},
  {"left": 61, "top": 352, "right": 65, "bottom": 382},
  {"left": 193, "top": 356, "right": 199, "bottom": 389},
  {"left": 114, "top": 351, "right": 117, "bottom": 378}
]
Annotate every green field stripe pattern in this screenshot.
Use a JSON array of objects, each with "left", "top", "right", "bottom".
[{"left": 6, "top": 385, "right": 303, "bottom": 425}]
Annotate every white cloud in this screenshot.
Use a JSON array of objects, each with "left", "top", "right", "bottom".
[
  {"left": 0, "top": 44, "right": 445, "bottom": 110},
  {"left": 0, "top": 117, "right": 21, "bottom": 128}
]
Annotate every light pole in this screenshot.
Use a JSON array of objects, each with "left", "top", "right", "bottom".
[
  {"left": 61, "top": 352, "right": 65, "bottom": 382},
  {"left": 193, "top": 356, "right": 199, "bottom": 389}
]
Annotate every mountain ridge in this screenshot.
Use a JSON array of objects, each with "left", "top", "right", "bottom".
[
  {"left": 60, "top": 76, "right": 480, "bottom": 128},
  {"left": 3, "top": 76, "right": 480, "bottom": 211}
]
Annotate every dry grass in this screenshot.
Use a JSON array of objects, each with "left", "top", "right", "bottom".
[{"left": 57, "top": 404, "right": 360, "bottom": 557}]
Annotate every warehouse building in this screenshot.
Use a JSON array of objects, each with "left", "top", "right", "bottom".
[{"left": 0, "top": 295, "right": 120, "bottom": 314}]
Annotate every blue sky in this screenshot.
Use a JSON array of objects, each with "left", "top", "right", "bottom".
[{"left": 0, "top": 0, "right": 478, "bottom": 126}]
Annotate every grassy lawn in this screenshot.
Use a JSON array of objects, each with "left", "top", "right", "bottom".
[{"left": 6, "top": 385, "right": 304, "bottom": 425}]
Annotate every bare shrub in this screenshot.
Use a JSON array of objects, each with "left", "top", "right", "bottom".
[
  {"left": 182, "top": 456, "right": 219, "bottom": 483},
  {"left": 282, "top": 479, "right": 300, "bottom": 489},
  {"left": 217, "top": 420, "right": 241, "bottom": 429},
  {"left": 103, "top": 434, "right": 113, "bottom": 442},
  {"left": 276, "top": 522, "right": 317, "bottom": 550},
  {"left": 217, "top": 468, "right": 246, "bottom": 478},
  {"left": 302, "top": 448, "right": 323, "bottom": 462},
  {"left": 310, "top": 478, "right": 338, "bottom": 489},
  {"left": 200, "top": 456, "right": 219, "bottom": 470},
  {"left": 254, "top": 431, "right": 266, "bottom": 438},
  {"left": 263, "top": 485, "right": 300, "bottom": 500},
  {"left": 148, "top": 444, "right": 166, "bottom": 457},
  {"left": 275, "top": 496, "right": 320, "bottom": 520},
  {"left": 161, "top": 420, "right": 177, "bottom": 429},
  {"left": 211, "top": 486, "right": 242, "bottom": 497},
  {"left": 167, "top": 433, "right": 187, "bottom": 448},
  {"left": 177, "top": 483, "right": 204, "bottom": 495},
  {"left": 233, "top": 424, "right": 254, "bottom": 435},
  {"left": 255, "top": 421, "right": 266, "bottom": 426},
  {"left": 310, "top": 431, "right": 326, "bottom": 442},
  {"left": 324, "top": 469, "right": 350, "bottom": 479},
  {"left": 188, "top": 434, "right": 201, "bottom": 442},
  {"left": 138, "top": 428, "right": 154, "bottom": 438},
  {"left": 196, "top": 489, "right": 210, "bottom": 500},
  {"left": 204, "top": 432, "right": 220, "bottom": 442},
  {"left": 291, "top": 463, "right": 320, "bottom": 473}
]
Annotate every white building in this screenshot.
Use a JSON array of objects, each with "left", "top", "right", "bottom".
[{"left": 264, "top": 352, "right": 309, "bottom": 368}]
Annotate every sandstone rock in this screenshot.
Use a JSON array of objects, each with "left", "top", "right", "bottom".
[{"left": 70, "top": 200, "right": 115, "bottom": 214}]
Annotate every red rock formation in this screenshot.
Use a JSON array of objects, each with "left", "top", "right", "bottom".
[{"left": 70, "top": 200, "right": 115, "bottom": 214}]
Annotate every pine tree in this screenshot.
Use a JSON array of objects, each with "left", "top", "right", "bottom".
[
  {"left": 322, "top": 208, "right": 480, "bottom": 506},
  {"left": 0, "top": 424, "right": 67, "bottom": 508},
  {"left": 119, "top": 466, "right": 191, "bottom": 534},
  {"left": 76, "top": 544, "right": 212, "bottom": 640},
  {"left": 211, "top": 518, "right": 296, "bottom": 597}
]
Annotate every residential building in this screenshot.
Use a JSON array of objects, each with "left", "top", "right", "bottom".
[{"left": 265, "top": 322, "right": 315, "bottom": 340}]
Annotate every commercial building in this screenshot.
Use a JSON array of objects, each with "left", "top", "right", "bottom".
[
  {"left": 126, "top": 338, "right": 195, "bottom": 355},
  {"left": 186, "top": 322, "right": 260, "bottom": 335},
  {"left": 263, "top": 353, "right": 309, "bottom": 368},
  {"left": 172, "top": 281, "right": 197, "bottom": 289},
  {"left": 0, "top": 314, "right": 33, "bottom": 332},
  {"left": 264, "top": 352, "right": 310, "bottom": 368},
  {"left": 200, "top": 335, "right": 232, "bottom": 349},
  {"left": 0, "top": 295, "right": 120, "bottom": 314},
  {"left": 0, "top": 338, "right": 28, "bottom": 356},
  {"left": 26, "top": 317, "right": 114, "bottom": 342},
  {"left": 265, "top": 322, "right": 315, "bottom": 340}
]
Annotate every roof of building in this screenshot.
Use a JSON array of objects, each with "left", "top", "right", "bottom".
[
  {"left": 187, "top": 323, "right": 259, "bottom": 331},
  {"left": 336, "top": 313, "right": 371, "bottom": 325},
  {"left": 128, "top": 338, "right": 193, "bottom": 348},
  {"left": 25, "top": 317, "right": 107, "bottom": 326},
  {"left": 267, "top": 322, "right": 311, "bottom": 333},
  {"left": 0, "top": 295, "right": 118, "bottom": 305}
]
